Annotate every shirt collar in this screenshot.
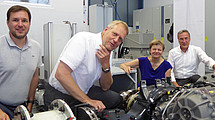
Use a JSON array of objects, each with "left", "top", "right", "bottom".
[
  {"left": 6, "top": 33, "right": 31, "bottom": 50},
  {"left": 95, "top": 32, "right": 102, "bottom": 50},
  {"left": 178, "top": 45, "right": 190, "bottom": 53}
]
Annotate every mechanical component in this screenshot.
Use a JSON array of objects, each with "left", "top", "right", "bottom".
[
  {"left": 77, "top": 106, "right": 99, "bottom": 120},
  {"left": 14, "top": 105, "right": 31, "bottom": 120},
  {"left": 120, "top": 89, "right": 137, "bottom": 102},
  {"left": 120, "top": 89, "right": 138, "bottom": 111},
  {"left": 167, "top": 87, "right": 215, "bottom": 120},
  {"left": 197, "top": 73, "right": 215, "bottom": 83},
  {"left": 15, "top": 75, "right": 215, "bottom": 120},
  {"left": 76, "top": 106, "right": 133, "bottom": 120},
  {"left": 126, "top": 92, "right": 139, "bottom": 112},
  {"left": 14, "top": 99, "right": 76, "bottom": 120},
  {"left": 34, "top": 88, "right": 45, "bottom": 106},
  {"left": 126, "top": 79, "right": 177, "bottom": 120}
]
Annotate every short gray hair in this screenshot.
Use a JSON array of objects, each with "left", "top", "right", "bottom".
[{"left": 177, "top": 29, "right": 190, "bottom": 39}]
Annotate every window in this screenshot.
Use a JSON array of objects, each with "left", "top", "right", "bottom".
[{"left": 7, "top": 0, "right": 49, "bottom": 5}]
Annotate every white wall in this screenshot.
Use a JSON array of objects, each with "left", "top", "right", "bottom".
[
  {"left": 144, "top": 0, "right": 173, "bottom": 8},
  {"left": 205, "top": 0, "right": 215, "bottom": 73},
  {"left": 206, "top": 0, "right": 215, "bottom": 60},
  {"left": 173, "top": 0, "right": 205, "bottom": 75},
  {"left": 0, "top": 0, "right": 87, "bottom": 55}
]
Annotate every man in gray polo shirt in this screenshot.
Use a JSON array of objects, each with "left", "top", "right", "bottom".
[{"left": 0, "top": 5, "right": 42, "bottom": 119}]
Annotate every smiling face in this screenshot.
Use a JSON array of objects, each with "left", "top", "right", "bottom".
[
  {"left": 150, "top": 44, "right": 164, "bottom": 59},
  {"left": 178, "top": 32, "right": 190, "bottom": 52},
  {"left": 101, "top": 24, "right": 127, "bottom": 51},
  {"left": 7, "top": 10, "right": 30, "bottom": 40}
]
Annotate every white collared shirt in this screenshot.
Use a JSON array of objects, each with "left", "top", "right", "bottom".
[
  {"left": 49, "top": 32, "right": 112, "bottom": 94},
  {"left": 168, "top": 45, "right": 215, "bottom": 82}
]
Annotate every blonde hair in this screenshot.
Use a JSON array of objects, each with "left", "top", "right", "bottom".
[
  {"left": 149, "top": 40, "right": 165, "bottom": 50},
  {"left": 108, "top": 20, "right": 129, "bottom": 35}
]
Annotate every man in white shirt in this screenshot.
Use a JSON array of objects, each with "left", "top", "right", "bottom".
[
  {"left": 44, "top": 20, "right": 129, "bottom": 112},
  {"left": 168, "top": 29, "right": 215, "bottom": 87}
]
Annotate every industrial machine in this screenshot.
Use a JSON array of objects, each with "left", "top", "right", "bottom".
[
  {"left": 89, "top": 3, "right": 113, "bottom": 33},
  {"left": 17, "top": 73, "right": 215, "bottom": 120},
  {"left": 14, "top": 99, "right": 76, "bottom": 120},
  {"left": 133, "top": 4, "right": 173, "bottom": 52},
  {"left": 74, "top": 73, "right": 215, "bottom": 120}
]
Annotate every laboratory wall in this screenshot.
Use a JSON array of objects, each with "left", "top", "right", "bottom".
[
  {"left": 89, "top": 0, "right": 140, "bottom": 26},
  {"left": 132, "top": 4, "right": 173, "bottom": 52},
  {"left": 144, "top": 0, "right": 173, "bottom": 8},
  {"left": 173, "top": 0, "right": 205, "bottom": 76},
  {"left": 205, "top": 0, "right": 215, "bottom": 61},
  {"left": 0, "top": 0, "right": 85, "bottom": 55}
]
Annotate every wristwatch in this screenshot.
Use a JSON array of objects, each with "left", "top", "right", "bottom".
[{"left": 102, "top": 67, "right": 110, "bottom": 73}]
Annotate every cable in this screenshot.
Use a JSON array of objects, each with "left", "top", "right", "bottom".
[
  {"left": 109, "top": 0, "right": 121, "bottom": 20},
  {"left": 161, "top": 89, "right": 183, "bottom": 120}
]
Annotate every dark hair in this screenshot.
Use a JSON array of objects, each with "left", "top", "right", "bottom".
[{"left": 7, "top": 5, "right": 31, "bottom": 22}]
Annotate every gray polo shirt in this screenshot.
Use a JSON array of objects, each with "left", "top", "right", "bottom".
[{"left": 0, "top": 34, "right": 42, "bottom": 106}]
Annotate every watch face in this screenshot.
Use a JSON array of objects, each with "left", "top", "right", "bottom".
[
  {"left": 102, "top": 67, "right": 110, "bottom": 73},
  {"left": 104, "top": 69, "right": 110, "bottom": 73}
]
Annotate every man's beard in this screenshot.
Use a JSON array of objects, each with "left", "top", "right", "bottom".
[{"left": 11, "top": 32, "right": 27, "bottom": 39}]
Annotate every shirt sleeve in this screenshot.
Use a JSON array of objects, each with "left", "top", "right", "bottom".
[
  {"left": 167, "top": 50, "right": 176, "bottom": 82},
  {"left": 196, "top": 47, "right": 215, "bottom": 70},
  {"left": 60, "top": 33, "right": 86, "bottom": 71},
  {"left": 33, "top": 40, "right": 42, "bottom": 68}
]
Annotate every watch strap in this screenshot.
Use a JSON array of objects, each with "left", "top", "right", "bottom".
[{"left": 102, "top": 67, "right": 110, "bottom": 73}]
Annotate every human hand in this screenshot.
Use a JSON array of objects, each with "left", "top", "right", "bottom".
[
  {"left": 27, "top": 103, "right": 33, "bottom": 113},
  {"left": 0, "top": 109, "right": 10, "bottom": 120},
  {"left": 96, "top": 45, "right": 111, "bottom": 69},
  {"left": 86, "top": 99, "right": 106, "bottom": 112},
  {"left": 177, "top": 86, "right": 182, "bottom": 89},
  {"left": 120, "top": 64, "right": 133, "bottom": 74},
  {"left": 137, "top": 87, "right": 140, "bottom": 91}
]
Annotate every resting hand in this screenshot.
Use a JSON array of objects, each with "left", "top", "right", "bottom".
[
  {"left": 86, "top": 99, "right": 106, "bottom": 112},
  {"left": 120, "top": 64, "right": 133, "bottom": 74},
  {"left": 0, "top": 109, "right": 10, "bottom": 120},
  {"left": 27, "top": 103, "right": 33, "bottom": 113}
]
